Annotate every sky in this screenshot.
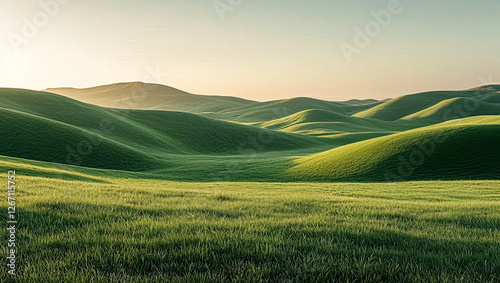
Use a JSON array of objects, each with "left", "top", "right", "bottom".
[{"left": 1, "top": 0, "right": 499, "bottom": 101}]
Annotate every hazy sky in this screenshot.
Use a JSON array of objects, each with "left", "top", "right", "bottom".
[{"left": 1, "top": 0, "right": 499, "bottom": 101}]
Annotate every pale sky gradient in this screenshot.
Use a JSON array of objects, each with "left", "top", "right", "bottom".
[{"left": 1, "top": 0, "right": 499, "bottom": 101}]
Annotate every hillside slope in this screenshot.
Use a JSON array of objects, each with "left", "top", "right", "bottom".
[
  {"left": 0, "top": 107, "right": 161, "bottom": 171},
  {"left": 287, "top": 121, "right": 500, "bottom": 181}
]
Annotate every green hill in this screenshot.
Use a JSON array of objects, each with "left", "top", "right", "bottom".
[
  {"left": 0, "top": 88, "right": 191, "bottom": 153},
  {"left": 353, "top": 90, "right": 478, "bottom": 121},
  {"left": 0, "top": 88, "right": 326, "bottom": 171},
  {"left": 122, "top": 110, "right": 324, "bottom": 154},
  {"left": 341, "top": 98, "right": 381, "bottom": 106},
  {"left": 0, "top": 106, "right": 160, "bottom": 171},
  {"left": 221, "top": 97, "right": 348, "bottom": 121},
  {"left": 256, "top": 109, "right": 412, "bottom": 134},
  {"left": 427, "top": 115, "right": 500, "bottom": 127},
  {"left": 46, "top": 82, "right": 257, "bottom": 113},
  {"left": 2, "top": 85, "right": 500, "bottom": 182},
  {"left": 354, "top": 85, "right": 500, "bottom": 121},
  {"left": 468, "top": 85, "right": 500, "bottom": 93},
  {"left": 287, "top": 121, "right": 500, "bottom": 181},
  {"left": 47, "top": 82, "right": 383, "bottom": 122},
  {"left": 401, "top": 97, "right": 500, "bottom": 123},
  {"left": 481, "top": 93, "right": 500, "bottom": 104},
  {"left": 220, "top": 97, "right": 380, "bottom": 122}
]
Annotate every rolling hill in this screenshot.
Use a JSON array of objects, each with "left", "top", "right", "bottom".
[
  {"left": 481, "top": 92, "right": 500, "bottom": 104},
  {"left": 220, "top": 97, "right": 382, "bottom": 122},
  {"left": 353, "top": 91, "right": 474, "bottom": 121},
  {"left": 257, "top": 109, "right": 410, "bottom": 134},
  {"left": 353, "top": 86, "right": 500, "bottom": 121},
  {"left": 0, "top": 106, "right": 161, "bottom": 171},
  {"left": 47, "top": 82, "right": 383, "bottom": 123},
  {"left": 0, "top": 88, "right": 328, "bottom": 171},
  {"left": 287, "top": 118, "right": 500, "bottom": 181},
  {"left": 401, "top": 97, "right": 500, "bottom": 123},
  {"left": 46, "top": 82, "right": 257, "bottom": 113},
  {"left": 1, "top": 84, "right": 499, "bottom": 182}
]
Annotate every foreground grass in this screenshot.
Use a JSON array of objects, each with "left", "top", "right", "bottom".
[{"left": 1, "top": 176, "right": 499, "bottom": 282}]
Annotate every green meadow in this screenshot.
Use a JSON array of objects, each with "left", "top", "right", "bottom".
[
  {"left": 0, "top": 173, "right": 499, "bottom": 282},
  {"left": 1, "top": 83, "right": 500, "bottom": 281}
]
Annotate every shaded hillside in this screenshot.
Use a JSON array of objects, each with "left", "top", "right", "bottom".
[{"left": 0, "top": 107, "right": 161, "bottom": 171}]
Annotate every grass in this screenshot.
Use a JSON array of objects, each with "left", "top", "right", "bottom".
[{"left": 0, "top": 174, "right": 498, "bottom": 282}]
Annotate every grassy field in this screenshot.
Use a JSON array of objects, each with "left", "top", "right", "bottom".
[{"left": 1, "top": 173, "right": 499, "bottom": 282}]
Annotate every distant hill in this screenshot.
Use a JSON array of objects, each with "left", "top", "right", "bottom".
[
  {"left": 45, "top": 82, "right": 257, "bottom": 113},
  {"left": 46, "top": 82, "right": 385, "bottom": 123},
  {"left": 257, "top": 109, "right": 409, "bottom": 134},
  {"left": 353, "top": 85, "right": 500, "bottom": 121},
  {"left": 401, "top": 97, "right": 500, "bottom": 123},
  {"left": 341, "top": 98, "right": 381, "bottom": 106},
  {"left": 220, "top": 97, "right": 381, "bottom": 122},
  {"left": 468, "top": 85, "right": 500, "bottom": 93}
]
